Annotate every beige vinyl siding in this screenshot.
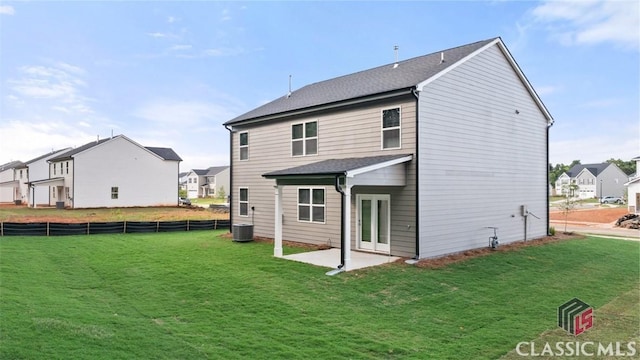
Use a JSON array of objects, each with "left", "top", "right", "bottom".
[
  {"left": 418, "top": 43, "right": 549, "bottom": 258},
  {"left": 231, "top": 96, "right": 417, "bottom": 257}
]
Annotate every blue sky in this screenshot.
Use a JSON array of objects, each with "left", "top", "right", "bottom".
[{"left": 1, "top": 1, "right": 638, "bottom": 172}]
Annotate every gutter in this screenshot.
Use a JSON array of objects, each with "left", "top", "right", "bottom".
[
  {"left": 224, "top": 124, "right": 234, "bottom": 232},
  {"left": 411, "top": 88, "right": 420, "bottom": 260},
  {"left": 546, "top": 119, "right": 554, "bottom": 235},
  {"left": 225, "top": 88, "right": 416, "bottom": 127}
]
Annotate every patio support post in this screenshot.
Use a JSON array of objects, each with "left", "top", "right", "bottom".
[
  {"left": 274, "top": 185, "right": 283, "bottom": 257},
  {"left": 343, "top": 183, "right": 352, "bottom": 270}
]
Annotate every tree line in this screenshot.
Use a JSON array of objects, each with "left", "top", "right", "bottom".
[{"left": 548, "top": 158, "right": 637, "bottom": 185}]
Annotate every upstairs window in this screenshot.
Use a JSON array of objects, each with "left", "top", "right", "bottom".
[
  {"left": 292, "top": 121, "right": 318, "bottom": 156},
  {"left": 53, "top": 163, "right": 57, "bottom": 175},
  {"left": 239, "top": 132, "right": 249, "bottom": 160},
  {"left": 66, "top": 161, "right": 69, "bottom": 174},
  {"left": 111, "top": 187, "right": 119, "bottom": 199},
  {"left": 239, "top": 188, "right": 249, "bottom": 216},
  {"left": 298, "top": 187, "right": 325, "bottom": 223},
  {"left": 382, "top": 107, "right": 401, "bottom": 149}
]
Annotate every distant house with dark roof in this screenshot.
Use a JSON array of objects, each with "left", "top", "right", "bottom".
[
  {"left": 185, "top": 166, "right": 230, "bottom": 199},
  {"left": 555, "top": 162, "right": 628, "bottom": 199},
  {"left": 223, "top": 37, "right": 554, "bottom": 271},
  {"left": 32, "top": 134, "right": 181, "bottom": 208}
]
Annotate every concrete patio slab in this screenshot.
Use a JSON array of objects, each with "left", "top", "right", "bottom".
[{"left": 282, "top": 248, "right": 400, "bottom": 271}]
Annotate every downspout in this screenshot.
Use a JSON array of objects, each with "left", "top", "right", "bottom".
[
  {"left": 225, "top": 124, "right": 234, "bottom": 233},
  {"left": 411, "top": 88, "right": 420, "bottom": 259},
  {"left": 546, "top": 119, "right": 554, "bottom": 235},
  {"left": 333, "top": 175, "right": 346, "bottom": 269}
]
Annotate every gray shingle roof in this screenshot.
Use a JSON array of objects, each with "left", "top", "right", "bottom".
[
  {"left": 146, "top": 147, "right": 182, "bottom": 161},
  {"left": 0, "top": 160, "right": 25, "bottom": 172},
  {"left": 49, "top": 136, "right": 181, "bottom": 162},
  {"left": 205, "top": 166, "right": 229, "bottom": 176},
  {"left": 50, "top": 138, "right": 112, "bottom": 161},
  {"left": 226, "top": 38, "right": 496, "bottom": 125},
  {"left": 566, "top": 163, "right": 611, "bottom": 177},
  {"left": 263, "top": 154, "right": 412, "bottom": 178}
]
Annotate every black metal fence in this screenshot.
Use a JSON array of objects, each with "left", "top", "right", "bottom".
[{"left": 0, "top": 219, "right": 230, "bottom": 237}]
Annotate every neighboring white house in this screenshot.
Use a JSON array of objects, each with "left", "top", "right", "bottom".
[
  {"left": 31, "top": 135, "right": 181, "bottom": 208},
  {"left": 0, "top": 160, "right": 26, "bottom": 204},
  {"left": 185, "top": 166, "right": 230, "bottom": 199},
  {"left": 224, "top": 37, "right": 553, "bottom": 270},
  {"left": 555, "top": 163, "right": 628, "bottom": 199},
  {"left": 625, "top": 156, "right": 640, "bottom": 214},
  {"left": 18, "top": 149, "right": 72, "bottom": 207}
]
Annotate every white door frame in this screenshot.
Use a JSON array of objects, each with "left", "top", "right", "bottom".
[{"left": 356, "top": 194, "right": 391, "bottom": 254}]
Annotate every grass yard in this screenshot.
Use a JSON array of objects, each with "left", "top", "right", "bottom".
[{"left": 1, "top": 232, "right": 638, "bottom": 359}]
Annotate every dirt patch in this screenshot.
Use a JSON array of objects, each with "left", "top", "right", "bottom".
[
  {"left": 549, "top": 206, "right": 629, "bottom": 223},
  {"left": 414, "top": 233, "right": 583, "bottom": 269}
]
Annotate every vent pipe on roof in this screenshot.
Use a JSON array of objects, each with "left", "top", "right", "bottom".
[
  {"left": 440, "top": 52, "right": 445, "bottom": 64},
  {"left": 96, "top": 135, "right": 99, "bottom": 143},
  {"left": 287, "top": 75, "right": 292, "bottom": 98},
  {"left": 393, "top": 45, "right": 399, "bottom": 68}
]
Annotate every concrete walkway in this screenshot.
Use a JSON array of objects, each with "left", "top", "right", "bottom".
[{"left": 282, "top": 248, "right": 400, "bottom": 271}]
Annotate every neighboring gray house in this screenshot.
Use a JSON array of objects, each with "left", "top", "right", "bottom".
[
  {"left": 185, "top": 166, "right": 230, "bottom": 199},
  {"left": 555, "top": 163, "right": 628, "bottom": 199},
  {"left": 224, "top": 37, "right": 553, "bottom": 270}
]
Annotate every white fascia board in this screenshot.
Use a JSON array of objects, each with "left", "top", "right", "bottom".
[
  {"left": 415, "top": 38, "right": 554, "bottom": 125},
  {"left": 346, "top": 155, "right": 413, "bottom": 178}
]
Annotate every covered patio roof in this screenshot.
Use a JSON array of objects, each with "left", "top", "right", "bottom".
[
  {"left": 263, "top": 153, "right": 413, "bottom": 186},
  {"left": 262, "top": 153, "right": 413, "bottom": 275},
  {"left": 29, "top": 177, "right": 65, "bottom": 187},
  {"left": 0, "top": 180, "right": 19, "bottom": 188}
]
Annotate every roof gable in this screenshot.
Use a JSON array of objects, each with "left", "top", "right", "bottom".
[
  {"left": 225, "top": 38, "right": 497, "bottom": 125},
  {"left": 205, "top": 166, "right": 229, "bottom": 176},
  {"left": 566, "top": 163, "right": 611, "bottom": 177},
  {"left": 49, "top": 135, "right": 181, "bottom": 162}
]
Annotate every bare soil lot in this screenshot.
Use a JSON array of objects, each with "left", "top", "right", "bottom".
[
  {"left": 0, "top": 204, "right": 229, "bottom": 223},
  {"left": 549, "top": 206, "right": 629, "bottom": 224}
]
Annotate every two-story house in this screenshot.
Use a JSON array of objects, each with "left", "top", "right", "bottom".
[
  {"left": 625, "top": 156, "right": 640, "bottom": 214},
  {"left": 18, "top": 149, "right": 73, "bottom": 207},
  {"left": 555, "top": 163, "right": 628, "bottom": 199},
  {"left": 30, "top": 135, "right": 182, "bottom": 208},
  {"left": 185, "top": 166, "right": 230, "bottom": 199},
  {"left": 224, "top": 37, "right": 553, "bottom": 271},
  {"left": 0, "top": 160, "right": 26, "bottom": 204}
]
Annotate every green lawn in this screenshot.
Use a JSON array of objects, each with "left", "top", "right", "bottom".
[{"left": 1, "top": 232, "right": 638, "bottom": 359}]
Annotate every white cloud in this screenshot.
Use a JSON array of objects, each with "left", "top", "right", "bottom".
[
  {"left": 169, "top": 44, "right": 192, "bottom": 51},
  {"left": 221, "top": 9, "right": 231, "bottom": 21},
  {"left": 147, "top": 32, "right": 170, "bottom": 38},
  {"left": 132, "top": 100, "right": 235, "bottom": 127},
  {"left": 167, "top": 16, "right": 180, "bottom": 23},
  {"left": 8, "top": 63, "right": 93, "bottom": 114},
  {"left": 535, "top": 85, "right": 561, "bottom": 96},
  {"left": 0, "top": 5, "right": 15, "bottom": 15},
  {"left": 532, "top": 0, "right": 640, "bottom": 50},
  {"left": 203, "top": 47, "right": 245, "bottom": 57}
]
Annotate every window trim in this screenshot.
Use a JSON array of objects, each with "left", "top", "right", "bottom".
[
  {"left": 239, "top": 131, "right": 249, "bottom": 161},
  {"left": 381, "top": 106, "right": 402, "bottom": 150},
  {"left": 238, "top": 187, "right": 249, "bottom": 217},
  {"left": 297, "top": 187, "right": 326, "bottom": 224},
  {"left": 291, "top": 120, "right": 318, "bottom": 157}
]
